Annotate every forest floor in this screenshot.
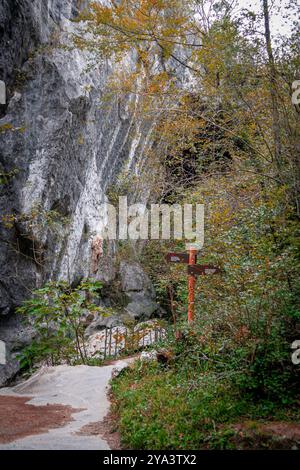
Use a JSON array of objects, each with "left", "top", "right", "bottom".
[{"left": 110, "top": 359, "right": 300, "bottom": 450}]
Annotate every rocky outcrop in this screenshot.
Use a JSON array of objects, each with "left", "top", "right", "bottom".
[
  {"left": 120, "top": 261, "right": 161, "bottom": 320},
  {"left": 84, "top": 262, "right": 162, "bottom": 337},
  {"left": 0, "top": 1, "right": 157, "bottom": 385}
]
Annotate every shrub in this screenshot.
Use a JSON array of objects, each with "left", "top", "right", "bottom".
[{"left": 17, "top": 279, "right": 105, "bottom": 369}]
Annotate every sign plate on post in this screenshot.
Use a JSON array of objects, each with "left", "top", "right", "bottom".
[
  {"left": 188, "top": 265, "right": 221, "bottom": 276},
  {"left": 165, "top": 250, "right": 220, "bottom": 324},
  {"left": 166, "top": 252, "right": 197, "bottom": 264}
]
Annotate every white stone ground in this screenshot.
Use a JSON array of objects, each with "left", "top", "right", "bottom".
[
  {"left": 0, "top": 360, "right": 133, "bottom": 450},
  {"left": 86, "top": 320, "right": 165, "bottom": 359}
]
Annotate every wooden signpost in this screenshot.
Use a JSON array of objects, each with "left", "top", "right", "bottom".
[
  {"left": 166, "top": 248, "right": 221, "bottom": 324},
  {"left": 188, "top": 265, "right": 221, "bottom": 276},
  {"left": 165, "top": 252, "right": 197, "bottom": 264}
]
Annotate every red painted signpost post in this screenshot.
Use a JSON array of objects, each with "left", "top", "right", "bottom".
[
  {"left": 166, "top": 249, "right": 221, "bottom": 324},
  {"left": 187, "top": 248, "right": 197, "bottom": 323}
]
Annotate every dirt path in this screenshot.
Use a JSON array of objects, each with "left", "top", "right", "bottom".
[{"left": 0, "top": 360, "right": 133, "bottom": 450}]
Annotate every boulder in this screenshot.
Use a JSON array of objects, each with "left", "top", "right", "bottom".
[
  {"left": 140, "top": 350, "right": 158, "bottom": 362},
  {"left": 119, "top": 261, "right": 155, "bottom": 298},
  {"left": 0, "top": 315, "right": 36, "bottom": 387},
  {"left": 119, "top": 262, "right": 160, "bottom": 320},
  {"left": 0, "top": 353, "right": 20, "bottom": 388},
  {"left": 0, "top": 315, "right": 35, "bottom": 351},
  {"left": 84, "top": 313, "right": 123, "bottom": 337},
  {"left": 125, "top": 298, "right": 160, "bottom": 320}
]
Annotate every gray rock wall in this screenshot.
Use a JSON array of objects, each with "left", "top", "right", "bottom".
[{"left": 0, "top": 0, "right": 155, "bottom": 384}]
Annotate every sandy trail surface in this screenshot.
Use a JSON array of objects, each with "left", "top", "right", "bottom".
[{"left": 0, "top": 360, "right": 132, "bottom": 450}]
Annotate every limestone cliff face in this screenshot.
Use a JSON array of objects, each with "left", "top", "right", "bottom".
[{"left": 0, "top": 1, "right": 156, "bottom": 384}]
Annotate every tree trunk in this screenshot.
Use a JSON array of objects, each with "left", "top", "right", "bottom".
[{"left": 262, "top": 0, "right": 282, "bottom": 173}]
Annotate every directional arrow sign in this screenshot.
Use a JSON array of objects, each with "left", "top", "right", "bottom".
[
  {"left": 188, "top": 265, "right": 221, "bottom": 276},
  {"left": 166, "top": 252, "right": 198, "bottom": 264}
]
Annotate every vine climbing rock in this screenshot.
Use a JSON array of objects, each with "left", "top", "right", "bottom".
[{"left": 0, "top": 360, "right": 134, "bottom": 450}]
